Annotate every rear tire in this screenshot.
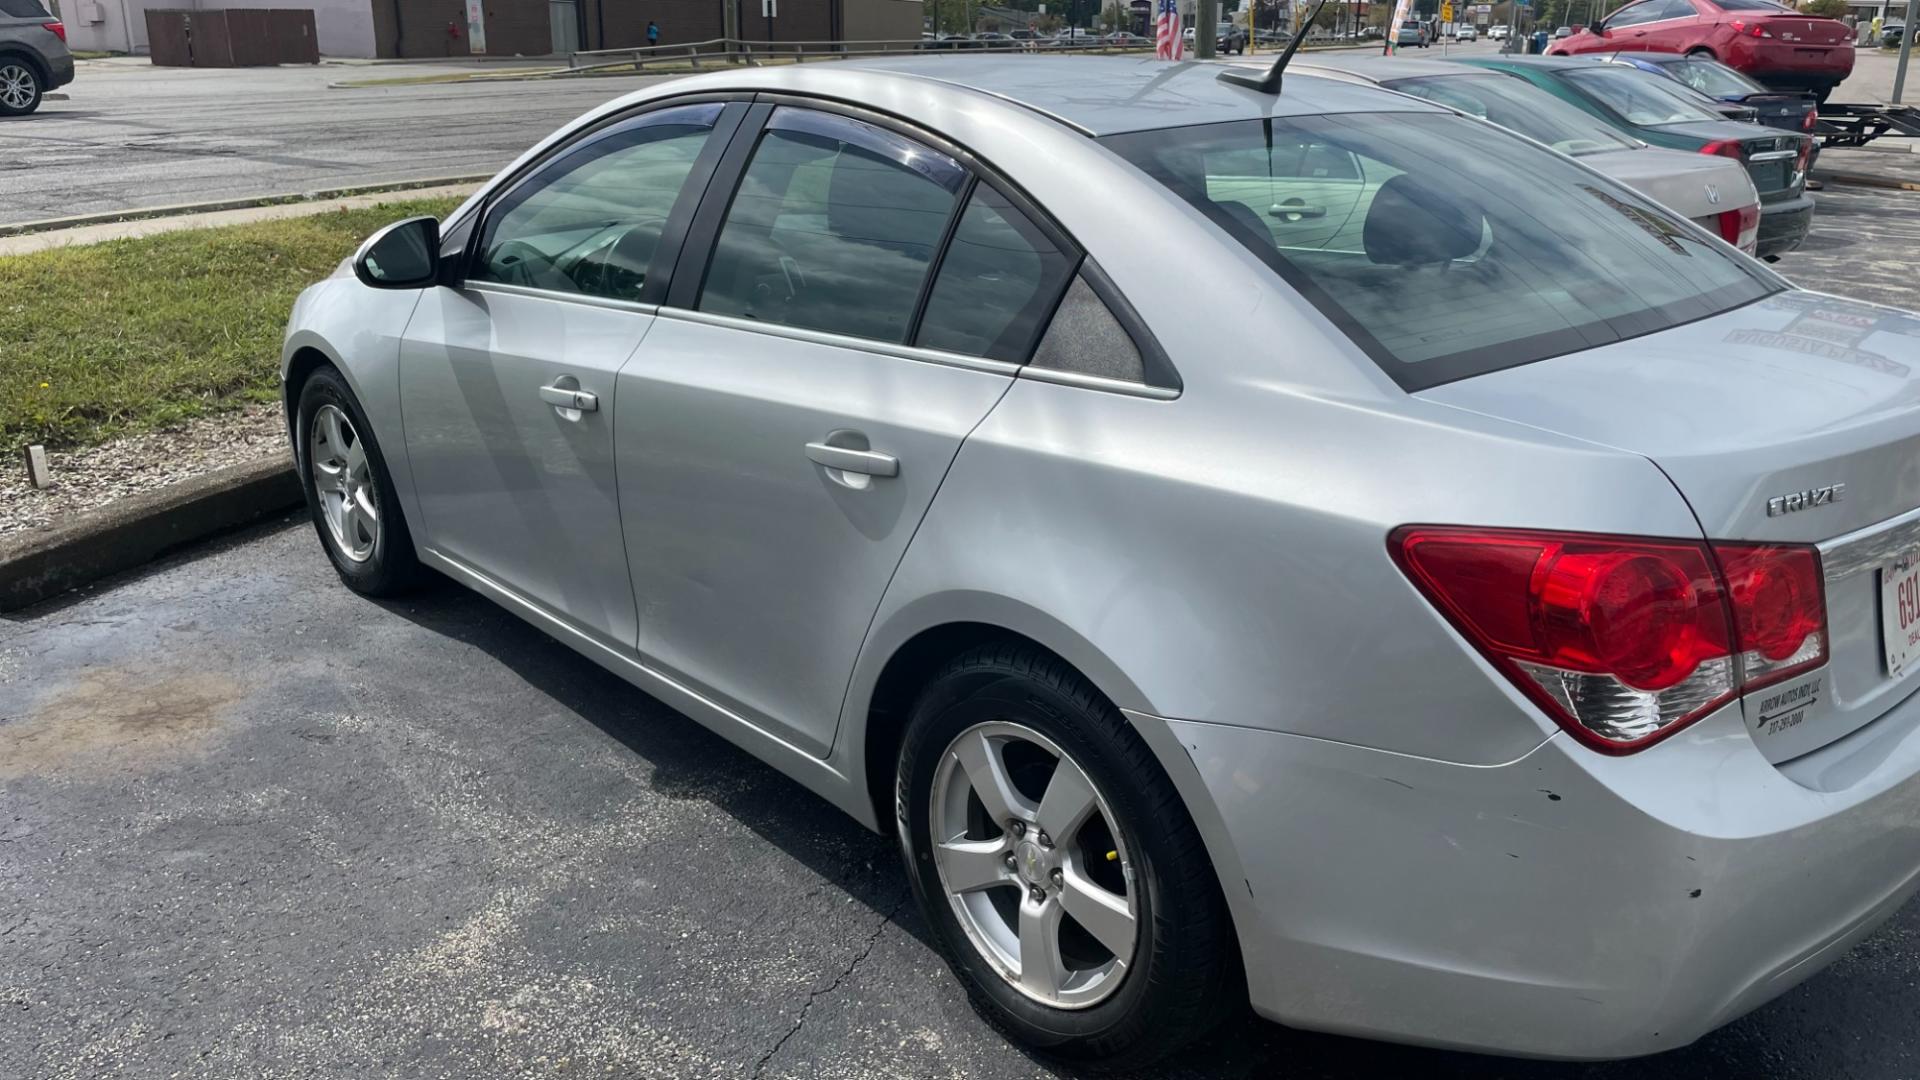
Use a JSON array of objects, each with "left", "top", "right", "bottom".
[
  {"left": 897, "top": 644, "right": 1238, "bottom": 1071},
  {"left": 294, "top": 366, "right": 423, "bottom": 597},
  {"left": 0, "top": 59, "right": 43, "bottom": 116}
]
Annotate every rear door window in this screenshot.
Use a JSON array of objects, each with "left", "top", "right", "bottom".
[
  {"left": 914, "top": 184, "right": 1076, "bottom": 362},
  {"left": 698, "top": 107, "right": 967, "bottom": 344},
  {"left": 0, "top": 0, "right": 53, "bottom": 16},
  {"left": 1104, "top": 112, "right": 1778, "bottom": 390}
]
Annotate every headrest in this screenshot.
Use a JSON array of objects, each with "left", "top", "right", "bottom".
[{"left": 1362, "top": 174, "right": 1487, "bottom": 266}]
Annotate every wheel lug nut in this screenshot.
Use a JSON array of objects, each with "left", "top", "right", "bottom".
[
  {"left": 1038, "top": 832, "right": 1052, "bottom": 848},
  {"left": 1050, "top": 869, "right": 1063, "bottom": 887},
  {"left": 1029, "top": 886, "right": 1045, "bottom": 903},
  {"left": 1003, "top": 853, "right": 1016, "bottom": 870},
  {"left": 1009, "top": 820, "right": 1025, "bottom": 837}
]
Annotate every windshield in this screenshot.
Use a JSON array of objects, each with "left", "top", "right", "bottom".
[
  {"left": 1387, "top": 73, "right": 1640, "bottom": 156},
  {"left": 1661, "top": 57, "right": 1768, "bottom": 97},
  {"left": 1563, "top": 66, "right": 1728, "bottom": 125},
  {"left": 1101, "top": 113, "right": 1777, "bottom": 390}
]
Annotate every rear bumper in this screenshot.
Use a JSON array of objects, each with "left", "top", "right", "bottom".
[
  {"left": 47, "top": 51, "right": 74, "bottom": 90},
  {"left": 1757, "top": 189, "right": 1814, "bottom": 258},
  {"left": 1159, "top": 686, "right": 1920, "bottom": 1059},
  {"left": 1726, "top": 41, "right": 1854, "bottom": 88}
]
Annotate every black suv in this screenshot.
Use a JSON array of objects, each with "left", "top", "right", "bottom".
[{"left": 1, "top": 0, "right": 72, "bottom": 116}]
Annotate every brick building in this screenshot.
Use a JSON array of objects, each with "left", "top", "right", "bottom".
[
  {"left": 60, "top": 0, "right": 921, "bottom": 59},
  {"left": 373, "top": 0, "right": 924, "bottom": 57}
]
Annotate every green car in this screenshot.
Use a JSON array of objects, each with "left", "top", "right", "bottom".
[{"left": 1459, "top": 55, "right": 1814, "bottom": 259}]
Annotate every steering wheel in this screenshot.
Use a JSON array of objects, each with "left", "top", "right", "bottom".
[{"left": 487, "top": 238, "right": 555, "bottom": 288}]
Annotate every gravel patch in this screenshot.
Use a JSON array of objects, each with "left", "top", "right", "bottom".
[{"left": 1, "top": 404, "right": 289, "bottom": 538}]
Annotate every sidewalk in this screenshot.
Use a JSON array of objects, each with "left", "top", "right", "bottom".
[
  {"left": 0, "top": 183, "right": 480, "bottom": 258},
  {"left": 1815, "top": 144, "right": 1920, "bottom": 191}
]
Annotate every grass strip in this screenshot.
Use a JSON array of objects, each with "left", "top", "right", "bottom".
[{"left": 0, "top": 196, "right": 462, "bottom": 452}]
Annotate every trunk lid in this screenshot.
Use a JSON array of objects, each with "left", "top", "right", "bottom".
[
  {"left": 1582, "top": 146, "right": 1758, "bottom": 219},
  {"left": 1421, "top": 291, "right": 1920, "bottom": 762},
  {"left": 1754, "top": 14, "right": 1854, "bottom": 47},
  {"left": 1654, "top": 120, "right": 1807, "bottom": 196}
]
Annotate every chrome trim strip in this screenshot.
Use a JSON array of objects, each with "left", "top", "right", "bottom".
[
  {"left": 465, "top": 281, "right": 661, "bottom": 316},
  {"left": 1748, "top": 150, "right": 1800, "bottom": 162},
  {"left": 654, "top": 306, "right": 1024, "bottom": 377},
  {"left": 1017, "top": 365, "right": 1181, "bottom": 400},
  {"left": 1820, "top": 504, "right": 1920, "bottom": 581}
]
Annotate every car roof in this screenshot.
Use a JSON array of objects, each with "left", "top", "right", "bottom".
[
  {"left": 752, "top": 56, "right": 1449, "bottom": 135},
  {"left": 1294, "top": 54, "right": 1496, "bottom": 82},
  {"left": 1600, "top": 50, "right": 1689, "bottom": 63},
  {"left": 1468, "top": 55, "right": 1597, "bottom": 70}
]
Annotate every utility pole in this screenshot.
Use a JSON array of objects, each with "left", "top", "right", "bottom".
[
  {"left": 1897, "top": 0, "right": 1918, "bottom": 101},
  {"left": 1198, "top": 0, "right": 1217, "bottom": 56},
  {"left": 724, "top": 0, "right": 739, "bottom": 48}
]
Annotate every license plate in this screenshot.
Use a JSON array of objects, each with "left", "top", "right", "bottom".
[
  {"left": 1882, "top": 554, "right": 1920, "bottom": 677},
  {"left": 1750, "top": 161, "right": 1788, "bottom": 192}
]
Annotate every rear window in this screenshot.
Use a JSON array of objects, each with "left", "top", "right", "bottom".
[
  {"left": 0, "top": 0, "right": 52, "bottom": 15},
  {"left": 1563, "top": 66, "right": 1729, "bottom": 125},
  {"left": 1386, "top": 73, "right": 1640, "bottom": 156},
  {"left": 1664, "top": 57, "right": 1768, "bottom": 97},
  {"left": 1713, "top": 0, "right": 1792, "bottom": 9},
  {"left": 1102, "top": 112, "right": 1778, "bottom": 390}
]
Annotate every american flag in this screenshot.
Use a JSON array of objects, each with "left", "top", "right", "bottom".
[{"left": 1155, "top": 0, "right": 1183, "bottom": 59}]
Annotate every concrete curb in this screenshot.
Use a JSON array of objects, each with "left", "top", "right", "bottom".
[
  {"left": 0, "top": 176, "right": 494, "bottom": 240},
  {"left": 0, "top": 456, "right": 304, "bottom": 613},
  {"left": 1813, "top": 168, "right": 1920, "bottom": 192}
]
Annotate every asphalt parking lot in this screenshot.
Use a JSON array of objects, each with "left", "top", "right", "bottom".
[{"left": 0, "top": 61, "right": 671, "bottom": 226}]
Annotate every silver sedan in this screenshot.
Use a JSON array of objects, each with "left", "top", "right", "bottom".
[{"left": 283, "top": 55, "right": 1920, "bottom": 1069}]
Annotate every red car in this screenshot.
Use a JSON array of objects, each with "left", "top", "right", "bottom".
[{"left": 1548, "top": 0, "right": 1853, "bottom": 100}]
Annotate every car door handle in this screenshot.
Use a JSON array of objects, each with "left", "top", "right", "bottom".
[
  {"left": 805, "top": 442, "right": 899, "bottom": 477},
  {"left": 539, "top": 384, "right": 599, "bottom": 412}
]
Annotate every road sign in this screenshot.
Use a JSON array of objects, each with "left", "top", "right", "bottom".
[{"left": 1440, "top": 2, "right": 1453, "bottom": 19}]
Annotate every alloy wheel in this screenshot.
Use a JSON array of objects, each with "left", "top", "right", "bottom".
[
  {"left": 309, "top": 404, "right": 378, "bottom": 562},
  {"left": 0, "top": 65, "right": 35, "bottom": 111},
  {"left": 929, "top": 721, "right": 1139, "bottom": 1009}
]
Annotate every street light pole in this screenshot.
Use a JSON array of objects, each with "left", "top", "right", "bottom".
[
  {"left": 1198, "top": 0, "right": 1218, "bottom": 56},
  {"left": 1897, "top": 0, "right": 1919, "bottom": 102}
]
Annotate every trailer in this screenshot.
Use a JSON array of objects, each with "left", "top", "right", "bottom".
[{"left": 1817, "top": 101, "right": 1920, "bottom": 148}]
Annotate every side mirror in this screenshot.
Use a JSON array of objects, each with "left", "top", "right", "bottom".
[{"left": 353, "top": 216, "right": 440, "bottom": 289}]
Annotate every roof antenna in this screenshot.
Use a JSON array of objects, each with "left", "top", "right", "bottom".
[{"left": 1217, "top": 0, "right": 1332, "bottom": 94}]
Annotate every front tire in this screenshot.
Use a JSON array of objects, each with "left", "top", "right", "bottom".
[
  {"left": 0, "top": 59, "right": 43, "bottom": 116},
  {"left": 898, "top": 644, "right": 1237, "bottom": 1070},
  {"left": 295, "top": 366, "right": 422, "bottom": 597}
]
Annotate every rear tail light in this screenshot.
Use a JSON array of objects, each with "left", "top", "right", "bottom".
[
  {"left": 1390, "top": 527, "right": 1827, "bottom": 754},
  {"left": 1795, "top": 136, "right": 1812, "bottom": 174},
  {"left": 1730, "top": 18, "right": 1773, "bottom": 37},
  {"left": 42, "top": 20, "right": 65, "bottom": 41},
  {"left": 1700, "top": 139, "right": 1745, "bottom": 161},
  {"left": 1715, "top": 202, "right": 1761, "bottom": 251},
  {"left": 1802, "top": 106, "right": 1819, "bottom": 132}
]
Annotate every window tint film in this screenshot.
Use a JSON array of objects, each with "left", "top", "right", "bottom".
[
  {"left": 1387, "top": 74, "right": 1639, "bottom": 156},
  {"left": 699, "top": 107, "right": 966, "bottom": 343},
  {"left": 473, "top": 103, "right": 723, "bottom": 301},
  {"left": 0, "top": 0, "right": 53, "bottom": 17},
  {"left": 915, "top": 185, "right": 1075, "bottom": 361},
  {"left": 1562, "top": 66, "right": 1725, "bottom": 125},
  {"left": 1103, "top": 113, "right": 1777, "bottom": 390}
]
